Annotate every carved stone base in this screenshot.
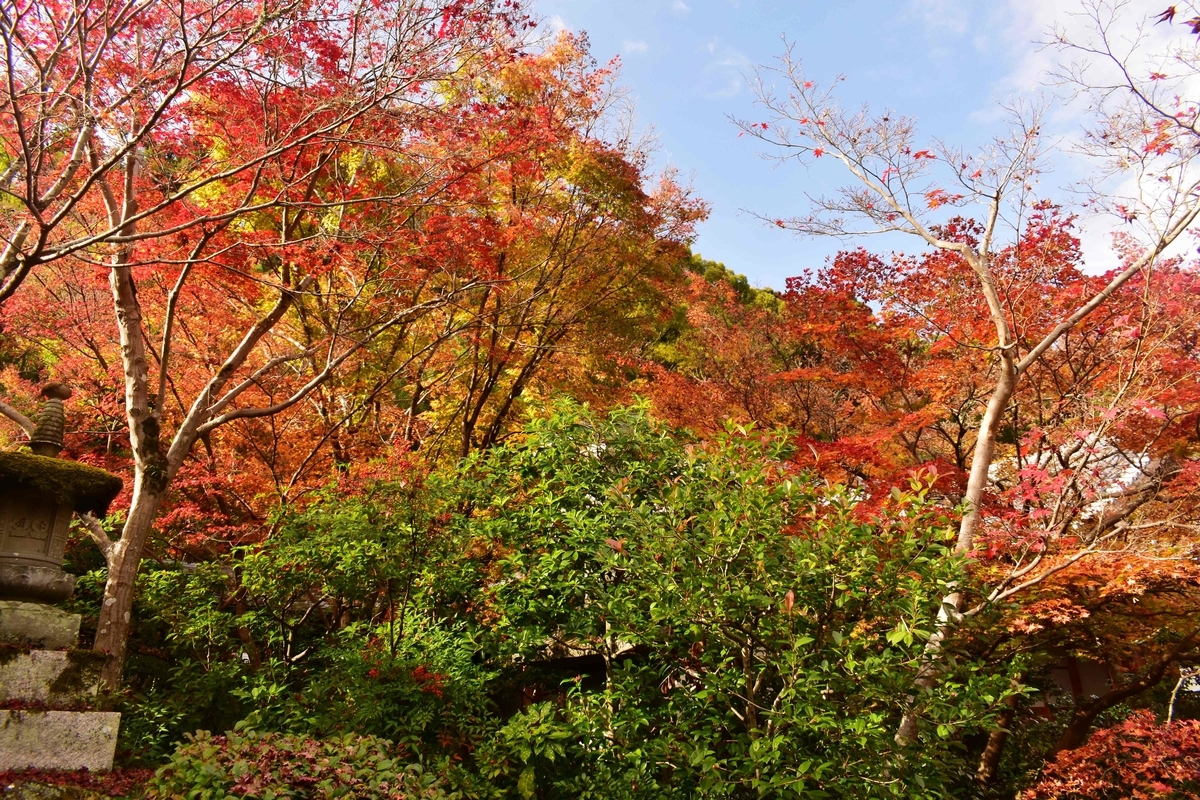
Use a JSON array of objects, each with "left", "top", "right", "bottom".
[
  {"left": 0, "top": 711, "right": 121, "bottom": 772},
  {"left": 0, "top": 565, "right": 76, "bottom": 605}
]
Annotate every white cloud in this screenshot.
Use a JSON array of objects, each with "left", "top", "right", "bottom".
[
  {"left": 700, "top": 38, "right": 751, "bottom": 98},
  {"left": 672, "top": 0, "right": 691, "bottom": 14},
  {"left": 544, "top": 14, "right": 571, "bottom": 35},
  {"left": 624, "top": 39, "right": 649, "bottom": 54},
  {"left": 706, "top": 77, "right": 744, "bottom": 99},
  {"left": 989, "top": 0, "right": 1196, "bottom": 98},
  {"left": 982, "top": 0, "right": 1068, "bottom": 95},
  {"left": 909, "top": 0, "right": 970, "bottom": 36},
  {"left": 980, "top": 0, "right": 1200, "bottom": 272},
  {"left": 715, "top": 53, "right": 749, "bottom": 68},
  {"left": 704, "top": 36, "right": 749, "bottom": 68}
]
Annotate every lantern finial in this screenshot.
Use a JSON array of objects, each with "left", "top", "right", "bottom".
[{"left": 29, "top": 382, "right": 72, "bottom": 458}]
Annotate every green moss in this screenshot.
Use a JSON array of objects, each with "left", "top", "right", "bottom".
[
  {"left": 0, "top": 452, "right": 123, "bottom": 517},
  {"left": 0, "top": 643, "right": 29, "bottom": 666},
  {"left": 2, "top": 782, "right": 106, "bottom": 800},
  {"left": 48, "top": 649, "right": 107, "bottom": 698}
]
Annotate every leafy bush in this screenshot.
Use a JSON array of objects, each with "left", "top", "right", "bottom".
[
  {"left": 147, "top": 730, "right": 447, "bottom": 799},
  {"left": 228, "top": 619, "right": 496, "bottom": 750},
  {"left": 119, "top": 660, "right": 247, "bottom": 763},
  {"left": 113, "top": 562, "right": 249, "bottom": 761},
  {"left": 454, "top": 402, "right": 1021, "bottom": 798},
  {"left": 111, "top": 401, "right": 1024, "bottom": 797}
]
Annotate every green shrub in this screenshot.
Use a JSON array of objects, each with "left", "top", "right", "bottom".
[
  {"left": 452, "top": 401, "right": 1023, "bottom": 798},
  {"left": 116, "top": 401, "right": 1023, "bottom": 797},
  {"left": 119, "top": 660, "right": 246, "bottom": 763}
]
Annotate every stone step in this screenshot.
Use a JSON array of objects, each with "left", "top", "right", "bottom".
[
  {"left": 0, "top": 602, "right": 81, "bottom": 650},
  {"left": 0, "top": 649, "right": 105, "bottom": 706},
  {"left": 0, "top": 711, "right": 120, "bottom": 772}
]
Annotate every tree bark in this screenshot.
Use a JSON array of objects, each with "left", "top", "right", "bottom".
[
  {"left": 94, "top": 142, "right": 164, "bottom": 687},
  {"left": 896, "top": 346, "right": 1016, "bottom": 744},
  {"left": 976, "top": 692, "right": 1017, "bottom": 785},
  {"left": 956, "top": 351, "right": 1017, "bottom": 552},
  {"left": 1048, "top": 657, "right": 1182, "bottom": 757},
  {"left": 94, "top": 483, "right": 166, "bottom": 687}
]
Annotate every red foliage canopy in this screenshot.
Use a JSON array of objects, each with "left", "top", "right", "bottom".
[{"left": 1023, "top": 710, "right": 1200, "bottom": 799}]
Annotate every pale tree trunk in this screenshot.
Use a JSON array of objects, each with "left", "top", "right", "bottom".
[
  {"left": 94, "top": 141, "right": 174, "bottom": 687},
  {"left": 94, "top": 482, "right": 166, "bottom": 686},
  {"left": 893, "top": 232, "right": 1188, "bottom": 744},
  {"left": 91, "top": 257, "right": 453, "bottom": 685},
  {"left": 91, "top": 235, "right": 462, "bottom": 687},
  {"left": 896, "top": 251, "right": 1016, "bottom": 745},
  {"left": 90, "top": 127, "right": 277, "bottom": 685},
  {"left": 955, "top": 354, "right": 1017, "bottom": 553}
]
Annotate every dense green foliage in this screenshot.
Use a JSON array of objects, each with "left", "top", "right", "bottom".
[
  {"left": 683, "top": 254, "right": 780, "bottom": 309},
  {"left": 99, "top": 403, "right": 1020, "bottom": 797}
]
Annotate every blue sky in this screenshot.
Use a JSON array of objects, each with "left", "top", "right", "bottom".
[{"left": 531, "top": 0, "right": 1083, "bottom": 289}]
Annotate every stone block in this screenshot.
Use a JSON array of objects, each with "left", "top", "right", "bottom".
[
  {"left": 0, "top": 602, "right": 80, "bottom": 649},
  {"left": 2, "top": 782, "right": 107, "bottom": 799},
  {"left": 0, "top": 711, "right": 120, "bottom": 772},
  {"left": 0, "top": 649, "right": 105, "bottom": 705}
]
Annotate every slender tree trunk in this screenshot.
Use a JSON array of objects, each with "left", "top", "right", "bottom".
[
  {"left": 94, "top": 478, "right": 165, "bottom": 687},
  {"left": 1050, "top": 706, "right": 1103, "bottom": 757},
  {"left": 96, "top": 146, "right": 163, "bottom": 688},
  {"left": 603, "top": 619, "right": 615, "bottom": 741},
  {"left": 956, "top": 352, "right": 1017, "bottom": 552},
  {"left": 1048, "top": 661, "right": 1176, "bottom": 757},
  {"left": 896, "top": 353, "right": 1016, "bottom": 744},
  {"left": 235, "top": 594, "right": 263, "bottom": 671},
  {"left": 743, "top": 643, "right": 758, "bottom": 734},
  {"left": 976, "top": 691, "right": 1018, "bottom": 785},
  {"left": 894, "top": 591, "right": 962, "bottom": 744}
]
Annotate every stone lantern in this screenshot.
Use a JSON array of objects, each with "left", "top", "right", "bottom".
[
  {"left": 0, "top": 384, "right": 125, "bottom": 773},
  {"left": 1, "top": 386, "right": 122, "bottom": 605}
]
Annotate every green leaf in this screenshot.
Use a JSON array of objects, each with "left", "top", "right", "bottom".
[{"left": 517, "top": 765, "right": 537, "bottom": 799}]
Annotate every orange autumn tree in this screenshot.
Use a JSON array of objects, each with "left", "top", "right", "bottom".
[
  {"left": 0, "top": 22, "right": 705, "bottom": 689},
  {"left": 0, "top": 0, "right": 529, "bottom": 685},
  {"left": 1023, "top": 710, "right": 1200, "bottom": 799},
  {"left": 0, "top": 0, "right": 522, "bottom": 304},
  {"left": 388, "top": 34, "right": 706, "bottom": 460}
]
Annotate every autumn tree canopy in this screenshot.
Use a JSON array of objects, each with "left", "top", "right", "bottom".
[{"left": 0, "top": 1, "right": 1198, "bottom": 798}]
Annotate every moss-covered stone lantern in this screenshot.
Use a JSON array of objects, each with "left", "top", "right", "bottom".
[
  {"left": 0, "top": 384, "right": 125, "bottom": 774},
  {"left": 0, "top": 384, "right": 122, "bottom": 603}
]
